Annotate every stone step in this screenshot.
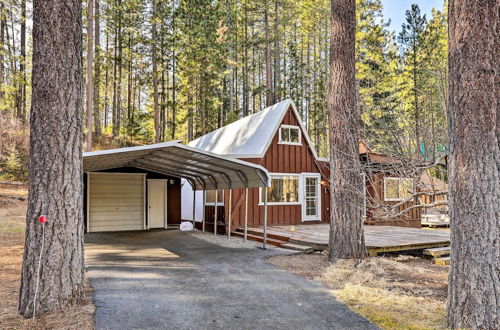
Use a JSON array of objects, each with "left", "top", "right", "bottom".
[
  {"left": 235, "top": 228, "right": 290, "bottom": 242},
  {"left": 434, "top": 256, "right": 450, "bottom": 266},
  {"left": 424, "top": 246, "right": 450, "bottom": 257},
  {"left": 230, "top": 231, "right": 286, "bottom": 247},
  {"left": 280, "top": 243, "right": 315, "bottom": 253}
]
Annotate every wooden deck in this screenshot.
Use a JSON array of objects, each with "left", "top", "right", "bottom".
[{"left": 240, "top": 224, "right": 450, "bottom": 256}]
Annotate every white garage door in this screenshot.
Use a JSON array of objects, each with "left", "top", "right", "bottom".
[{"left": 88, "top": 173, "right": 145, "bottom": 232}]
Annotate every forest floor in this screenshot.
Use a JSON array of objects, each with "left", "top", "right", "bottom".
[
  {"left": 268, "top": 252, "right": 449, "bottom": 329},
  {"left": 0, "top": 182, "right": 95, "bottom": 329}
]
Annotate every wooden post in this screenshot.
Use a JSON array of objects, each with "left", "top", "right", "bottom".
[
  {"left": 244, "top": 188, "right": 248, "bottom": 243},
  {"left": 228, "top": 189, "right": 232, "bottom": 238},
  {"left": 214, "top": 189, "right": 218, "bottom": 236},
  {"left": 192, "top": 188, "right": 196, "bottom": 229},
  {"left": 202, "top": 190, "right": 206, "bottom": 232},
  {"left": 263, "top": 187, "right": 268, "bottom": 249}
]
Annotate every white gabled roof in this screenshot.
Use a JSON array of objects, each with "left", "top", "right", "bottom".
[
  {"left": 188, "top": 99, "right": 319, "bottom": 159},
  {"left": 83, "top": 142, "right": 270, "bottom": 190}
]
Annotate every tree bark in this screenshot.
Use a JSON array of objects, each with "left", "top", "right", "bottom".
[
  {"left": 15, "top": 0, "right": 26, "bottom": 121},
  {"left": 327, "top": 0, "right": 366, "bottom": 261},
  {"left": 0, "top": 3, "right": 5, "bottom": 100},
  {"left": 19, "top": 0, "right": 84, "bottom": 317},
  {"left": 152, "top": 0, "right": 160, "bottom": 143},
  {"left": 85, "top": 0, "right": 94, "bottom": 151},
  {"left": 93, "top": 0, "right": 101, "bottom": 138},
  {"left": 446, "top": 1, "right": 499, "bottom": 328},
  {"left": 264, "top": 0, "right": 272, "bottom": 107}
]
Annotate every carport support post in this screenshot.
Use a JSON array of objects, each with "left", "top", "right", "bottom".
[
  {"left": 227, "top": 190, "right": 232, "bottom": 238},
  {"left": 214, "top": 189, "right": 218, "bottom": 236},
  {"left": 244, "top": 188, "right": 248, "bottom": 243},
  {"left": 263, "top": 187, "right": 268, "bottom": 249},
  {"left": 192, "top": 189, "right": 196, "bottom": 229},
  {"left": 202, "top": 190, "right": 206, "bottom": 232}
]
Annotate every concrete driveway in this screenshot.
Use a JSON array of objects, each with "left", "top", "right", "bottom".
[{"left": 85, "top": 230, "right": 375, "bottom": 330}]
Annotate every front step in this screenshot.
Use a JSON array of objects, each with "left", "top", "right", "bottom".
[
  {"left": 280, "top": 243, "right": 314, "bottom": 253},
  {"left": 434, "top": 256, "right": 450, "bottom": 266},
  {"left": 231, "top": 231, "right": 286, "bottom": 247},
  {"left": 424, "top": 246, "right": 450, "bottom": 257},
  {"left": 235, "top": 227, "right": 290, "bottom": 243}
]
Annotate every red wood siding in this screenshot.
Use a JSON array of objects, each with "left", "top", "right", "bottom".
[
  {"left": 365, "top": 172, "right": 422, "bottom": 228},
  {"left": 222, "top": 106, "right": 329, "bottom": 230}
]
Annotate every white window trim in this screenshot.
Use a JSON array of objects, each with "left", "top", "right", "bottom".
[
  {"left": 259, "top": 173, "right": 302, "bottom": 205},
  {"left": 383, "top": 177, "right": 414, "bottom": 202},
  {"left": 278, "top": 125, "right": 302, "bottom": 146},
  {"left": 302, "top": 173, "right": 321, "bottom": 221},
  {"left": 205, "top": 189, "right": 224, "bottom": 206}
]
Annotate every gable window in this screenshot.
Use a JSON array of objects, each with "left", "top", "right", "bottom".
[
  {"left": 278, "top": 125, "right": 301, "bottom": 145},
  {"left": 384, "top": 177, "right": 414, "bottom": 201},
  {"left": 205, "top": 189, "right": 224, "bottom": 205},
  {"left": 260, "top": 174, "right": 300, "bottom": 204}
]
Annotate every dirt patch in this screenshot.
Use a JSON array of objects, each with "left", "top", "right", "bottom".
[
  {"left": 0, "top": 241, "right": 95, "bottom": 329},
  {"left": 0, "top": 182, "right": 94, "bottom": 329},
  {"left": 268, "top": 252, "right": 449, "bottom": 329}
]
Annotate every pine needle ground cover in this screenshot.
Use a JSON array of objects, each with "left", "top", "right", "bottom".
[
  {"left": 0, "top": 185, "right": 95, "bottom": 329},
  {"left": 268, "top": 253, "right": 448, "bottom": 329}
]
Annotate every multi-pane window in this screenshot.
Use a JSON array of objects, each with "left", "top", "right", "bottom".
[
  {"left": 305, "top": 177, "right": 318, "bottom": 216},
  {"left": 384, "top": 177, "right": 414, "bottom": 201},
  {"left": 279, "top": 125, "right": 301, "bottom": 145},
  {"left": 261, "top": 175, "right": 300, "bottom": 203},
  {"left": 205, "top": 189, "right": 224, "bottom": 205}
]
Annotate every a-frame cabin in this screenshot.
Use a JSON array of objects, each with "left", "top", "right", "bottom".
[{"left": 182, "top": 99, "right": 330, "bottom": 232}]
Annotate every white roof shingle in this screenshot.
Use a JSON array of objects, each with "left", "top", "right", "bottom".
[{"left": 188, "top": 99, "right": 319, "bottom": 159}]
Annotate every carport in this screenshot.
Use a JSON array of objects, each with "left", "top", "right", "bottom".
[{"left": 83, "top": 142, "right": 272, "bottom": 248}]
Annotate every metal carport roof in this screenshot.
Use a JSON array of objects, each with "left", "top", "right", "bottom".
[{"left": 83, "top": 142, "right": 271, "bottom": 190}]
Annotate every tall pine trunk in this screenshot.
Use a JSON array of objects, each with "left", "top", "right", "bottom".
[
  {"left": 93, "top": 0, "right": 101, "bottom": 138},
  {"left": 152, "top": 0, "right": 160, "bottom": 143},
  {"left": 19, "top": 0, "right": 84, "bottom": 317},
  {"left": 85, "top": 0, "right": 94, "bottom": 151},
  {"left": 327, "top": 0, "right": 366, "bottom": 261},
  {"left": 15, "top": 0, "right": 26, "bottom": 121},
  {"left": 446, "top": 0, "right": 499, "bottom": 328},
  {"left": 264, "top": 0, "right": 272, "bottom": 106}
]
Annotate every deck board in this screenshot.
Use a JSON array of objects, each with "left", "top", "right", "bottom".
[{"left": 246, "top": 224, "right": 450, "bottom": 255}]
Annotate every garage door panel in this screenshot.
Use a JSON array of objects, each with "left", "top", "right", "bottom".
[
  {"left": 90, "top": 206, "right": 144, "bottom": 212},
  {"left": 89, "top": 212, "right": 143, "bottom": 221},
  {"left": 90, "top": 224, "right": 144, "bottom": 232},
  {"left": 90, "top": 193, "right": 143, "bottom": 199},
  {"left": 90, "top": 175, "right": 144, "bottom": 182},
  {"left": 89, "top": 199, "right": 144, "bottom": 207},
  {"left": 88, "top": 173, "right": 144, "bottom": 232},
  {"left": 90, "top": 219, "right": 144, "bottom": 227}
]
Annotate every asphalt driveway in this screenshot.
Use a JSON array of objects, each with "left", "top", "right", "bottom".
[{"left": 85, "top": 230, "right": 376, "bottom": 330}]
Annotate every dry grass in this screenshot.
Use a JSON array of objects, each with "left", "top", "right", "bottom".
[
  {"left": 268, "top": 253, "right": 449, "bottom": 330},
  {"left": 0, "top": 182, "right": 95, "bottom": 329}
]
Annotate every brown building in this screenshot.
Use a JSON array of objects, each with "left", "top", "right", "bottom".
[{"left": 183, "top": 99, "right": 425, "bottom": 232}]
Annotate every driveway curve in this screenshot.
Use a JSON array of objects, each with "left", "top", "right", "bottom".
[{"left": 85, "top": 230, "right": 376, "bottom": 330}]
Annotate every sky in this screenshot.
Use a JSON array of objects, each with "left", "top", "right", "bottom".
[{"left": 381, "top": 1, "right": 444, "bottom": 34}]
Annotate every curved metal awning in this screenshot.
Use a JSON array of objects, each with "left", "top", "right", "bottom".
[{"left": 83, "top": 142, "right": 270, "bottom": 190}]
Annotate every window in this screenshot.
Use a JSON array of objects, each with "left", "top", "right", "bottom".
[
  {"left": 205, "top": 189, "right": 224, "bottom": 205},
  {"left": 261, "top": 174, "right": 300, "bottom": 204},
  {"left": 384, "top": 177, "right": 414, "bottom": 201},
  {"left": 278, "top": 125, "right": 301, "bottom": 145}
]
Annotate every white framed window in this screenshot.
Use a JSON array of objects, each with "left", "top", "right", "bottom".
[
  {"left": 384, "top": 177, "right": 414, "bottom": 201},
  {"left": 260, "top": 173, "right": 301, "bottom": 205},
  {"left": 205, "top": 189, "right": 224, "bottom": 206},
  {"left": 278, "top": 125, "right": 301, "bottom": 145}
]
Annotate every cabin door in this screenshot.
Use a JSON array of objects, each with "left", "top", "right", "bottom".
[
  {"left": 302, "top": 174, "right": 321, "bottom": 221},
  {"left": 147, "top": 179, "right": 168, "bottom": 229}
]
